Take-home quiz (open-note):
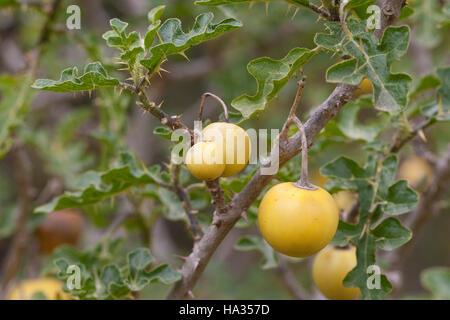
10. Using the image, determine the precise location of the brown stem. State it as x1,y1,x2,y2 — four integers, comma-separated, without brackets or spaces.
0,146,33,297
292,117,316,190
197,92,229,122
276,254,310,300
167,83,357,299
171,164,203,240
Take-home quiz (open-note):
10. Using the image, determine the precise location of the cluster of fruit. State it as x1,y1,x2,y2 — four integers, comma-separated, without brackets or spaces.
186,121,251,180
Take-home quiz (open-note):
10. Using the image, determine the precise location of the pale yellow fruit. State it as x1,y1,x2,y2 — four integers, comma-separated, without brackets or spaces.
258,182,339,258
398,156,433,191
333,191,358,212
313,246,360,300
186,141,225,181
355,78,373,97
7,278,70,300
202,122,251,177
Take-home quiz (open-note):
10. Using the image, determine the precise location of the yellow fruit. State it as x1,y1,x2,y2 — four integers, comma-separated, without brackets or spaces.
398,156,433,191
37,209,83,254
7,278,70,300
202,122,251,177
355,78,372,97
186,141,225,181
258,182,339,258
333,191,358,212
312,246,360,300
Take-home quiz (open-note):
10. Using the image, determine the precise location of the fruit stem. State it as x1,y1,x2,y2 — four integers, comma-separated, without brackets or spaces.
292,117,316,190
197,92,229,123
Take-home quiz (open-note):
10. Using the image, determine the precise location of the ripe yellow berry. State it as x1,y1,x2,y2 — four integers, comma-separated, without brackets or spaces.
202,122,251,177
333,191,358,212
312,246,360,300
185,141,225,181
258,182,339,258
7,278,70,300
355,78,373,97
398,156,433,191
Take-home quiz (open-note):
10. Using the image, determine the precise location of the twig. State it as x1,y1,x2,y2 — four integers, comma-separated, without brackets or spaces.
197,92,229,122
0,0,62,298
287,0,335,20
390,117,436,153
167,83,357,299
119,81,193,136
276,255,310,300
166,0,407,299
205,179,228,215
0,146,33,297
171,164,203,241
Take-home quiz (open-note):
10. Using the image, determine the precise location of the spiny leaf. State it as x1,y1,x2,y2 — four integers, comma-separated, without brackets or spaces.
231,47,318,119
32,62,119,92
140,12,241,75
315,19,411,113
34,152,163,213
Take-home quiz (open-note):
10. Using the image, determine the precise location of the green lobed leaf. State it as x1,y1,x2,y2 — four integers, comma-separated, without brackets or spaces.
344,233,392,299
376,154,397,200
408,73,441,100
436,66,450,116
234,236,278,270
315,19,411,113
337,96,385,142
371,217,412,250
320,156,366,179
140,13,242,75
421,267,450,299
381,180,418,215
231,47,318,119
398,5,414,21
126,248,180,290
32,62,119,93
343,0,375,11
34,152,163,213
331,220,360,247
